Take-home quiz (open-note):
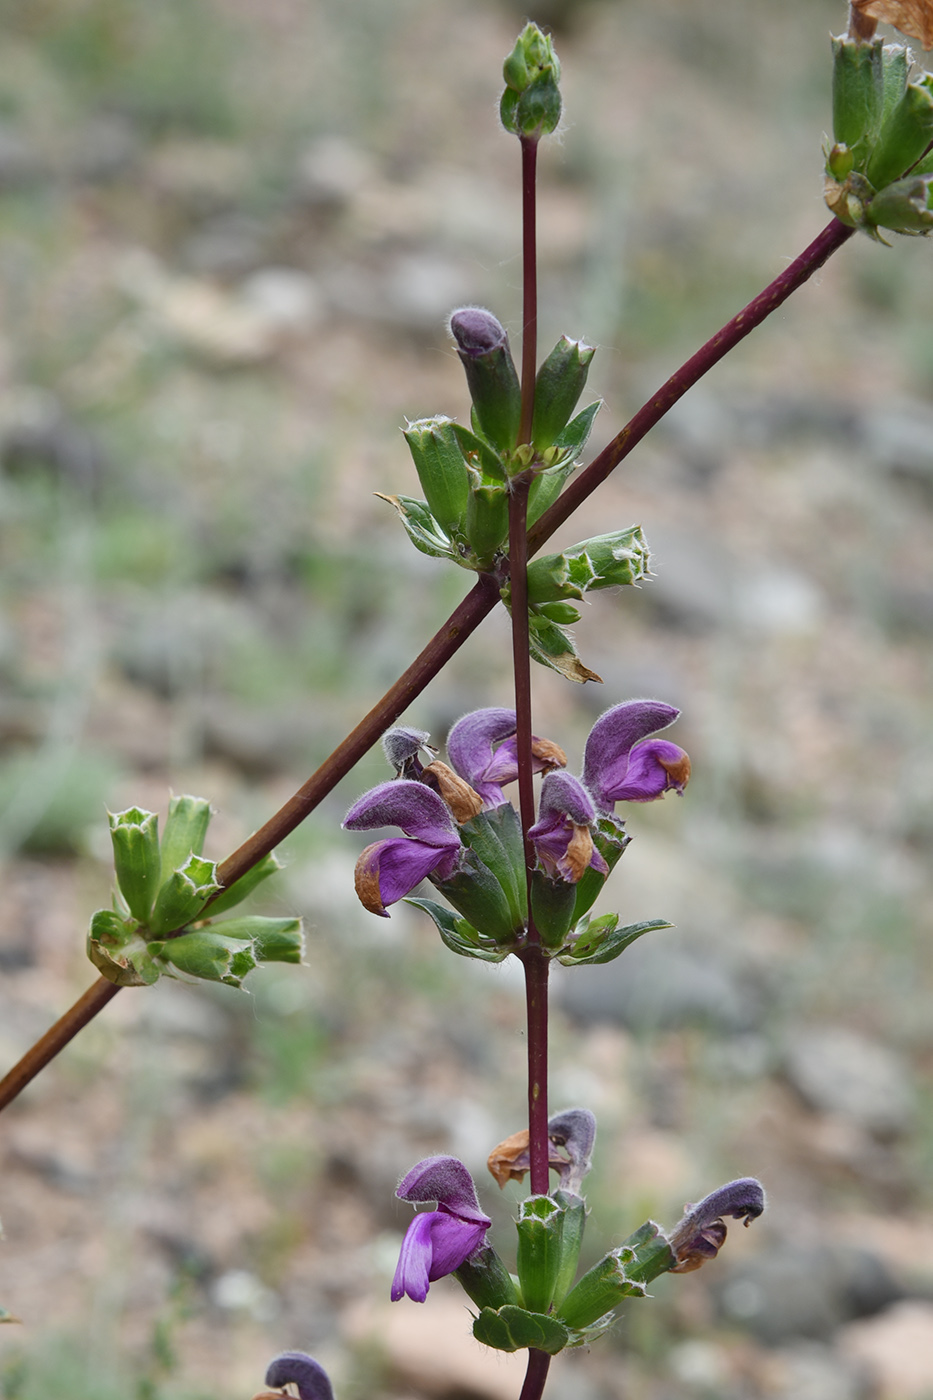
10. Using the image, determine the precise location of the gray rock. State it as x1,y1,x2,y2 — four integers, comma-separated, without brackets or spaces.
0,124,41,187
70,114,140,182
782,1027,915,1138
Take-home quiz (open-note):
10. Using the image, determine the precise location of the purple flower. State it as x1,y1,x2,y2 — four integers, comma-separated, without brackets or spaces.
343,781,462,917
527,771,608,883
668,1177,765,1274
392,1155,492,1303
260,1353,334,1400
447,707,566,808
582,700,690,814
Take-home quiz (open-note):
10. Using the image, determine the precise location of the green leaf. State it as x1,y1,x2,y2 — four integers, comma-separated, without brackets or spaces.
472,1304,570,1355
406,897,511,962
525,613,601,684
558,915,671,966
374,493,460,562
458,803,527,929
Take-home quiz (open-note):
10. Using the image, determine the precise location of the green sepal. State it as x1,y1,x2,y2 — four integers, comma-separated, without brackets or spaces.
149,854,220,936
832,34,884,160
880,43,910,134
402,416,471,534
531,337,595,451
455,339,522,455
466,478,510,568
149,928,257,988
867,78,933,190
108,807,161,924
516,1192,585,1314
87,909,161,987
208,852,283,916
551,1189,587,1307
618,1218,679,1284
458,803,527,928
555,1245,650,1331
530,869,578,951
525,526,650,605
159,794,212,885
571,816,631,922
866,174,933,232
557,914,671,967
472,1304,570,1355
454,1244,521,1311
207,914,304,964
432,848,522,944
405,896,510,962
375,493,461,563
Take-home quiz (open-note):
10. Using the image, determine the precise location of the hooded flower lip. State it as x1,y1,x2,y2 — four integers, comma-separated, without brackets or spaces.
260,1352,334,1400
382,725,435,776
392,1155,492,1303
343,781,462,917
527,771,608,883
582,699,690,813
668,1177,765,1274
447,707,567,808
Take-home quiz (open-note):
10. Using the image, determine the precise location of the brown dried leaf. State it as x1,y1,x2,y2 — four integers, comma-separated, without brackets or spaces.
851,0,933,47
487,1128,531,1188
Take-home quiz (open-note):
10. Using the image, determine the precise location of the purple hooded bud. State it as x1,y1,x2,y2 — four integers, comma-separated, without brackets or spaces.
262,1352,334,1400
582,699,691,813
546,1107,597,1196
382,726,434,776
447,308,522,452
392,1155,492,1303
668,1177,765,1274
527,771,608,884
449,307,509,356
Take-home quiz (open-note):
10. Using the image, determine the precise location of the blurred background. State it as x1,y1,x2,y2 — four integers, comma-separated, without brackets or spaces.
1,0,932,1396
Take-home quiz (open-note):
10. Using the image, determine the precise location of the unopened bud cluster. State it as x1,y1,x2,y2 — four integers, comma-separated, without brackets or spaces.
88,796,302,987
825,28,933,236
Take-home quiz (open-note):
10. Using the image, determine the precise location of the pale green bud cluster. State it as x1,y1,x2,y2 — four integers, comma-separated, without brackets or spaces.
500,23,562,139
88,797,301,988
825,32,933,237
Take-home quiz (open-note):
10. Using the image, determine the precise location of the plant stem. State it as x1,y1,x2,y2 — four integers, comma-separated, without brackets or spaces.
0,977,120,1112
0,217,853,1113
519,135,539,447
519,1347,552,1400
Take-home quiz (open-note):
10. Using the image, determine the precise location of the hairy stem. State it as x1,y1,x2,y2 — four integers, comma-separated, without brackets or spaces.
0,218,853,1112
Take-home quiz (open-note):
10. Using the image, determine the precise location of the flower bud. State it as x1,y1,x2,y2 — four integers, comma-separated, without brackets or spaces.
500,24,562,139
108,806,161,924
531,337,595,451
448,308,522,453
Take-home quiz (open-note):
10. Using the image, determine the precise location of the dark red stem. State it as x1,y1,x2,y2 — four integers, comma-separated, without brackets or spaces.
0,218,854,1114
519,136,539,447
518,1347,552,1400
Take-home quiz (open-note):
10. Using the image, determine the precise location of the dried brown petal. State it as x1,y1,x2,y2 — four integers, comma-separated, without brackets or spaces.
421,760,484,822
563,823,594,883
487,1128,531,1187
531,737,568,772
851,0,933,46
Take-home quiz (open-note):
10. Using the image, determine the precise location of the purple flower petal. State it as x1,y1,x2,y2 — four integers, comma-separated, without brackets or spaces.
264,1353,334,1400
355,837,460,916
344,780,459,845
391,1211,488,1302
582,700,686,812
668,1177,765,1274
607,737,691,802
396,1154,490,1222
447,708,518,803
528,772,606,883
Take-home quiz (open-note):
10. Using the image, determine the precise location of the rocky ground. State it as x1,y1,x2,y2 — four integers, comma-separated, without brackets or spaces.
1,0,933,1397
